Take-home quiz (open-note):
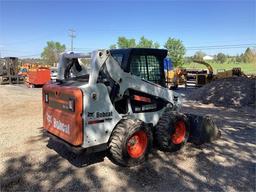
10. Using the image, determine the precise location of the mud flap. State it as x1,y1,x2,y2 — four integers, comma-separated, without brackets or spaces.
186,114,221,145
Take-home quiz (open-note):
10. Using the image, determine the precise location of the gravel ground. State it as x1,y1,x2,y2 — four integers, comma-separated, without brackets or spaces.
0,85,255,191
187,77,256,108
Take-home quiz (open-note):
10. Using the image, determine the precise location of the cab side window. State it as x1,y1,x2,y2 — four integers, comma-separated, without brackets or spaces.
112,53,124,65
130,55,162,84
130,55,147,79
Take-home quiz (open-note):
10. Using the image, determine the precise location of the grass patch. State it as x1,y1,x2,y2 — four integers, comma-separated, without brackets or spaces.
183,62,256,75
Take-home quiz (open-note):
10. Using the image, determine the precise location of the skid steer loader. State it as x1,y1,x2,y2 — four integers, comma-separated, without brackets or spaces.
43,48,219,166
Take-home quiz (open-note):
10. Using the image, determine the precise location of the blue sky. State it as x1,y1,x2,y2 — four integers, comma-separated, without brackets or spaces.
0,0,255,58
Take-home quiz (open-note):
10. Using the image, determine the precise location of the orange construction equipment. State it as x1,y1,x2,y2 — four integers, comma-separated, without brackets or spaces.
26,67,51,88
18,63,31,77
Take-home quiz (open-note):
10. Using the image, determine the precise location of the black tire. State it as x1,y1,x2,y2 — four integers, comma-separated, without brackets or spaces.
186,114,221,145
155,110,190,152
109,118,153,167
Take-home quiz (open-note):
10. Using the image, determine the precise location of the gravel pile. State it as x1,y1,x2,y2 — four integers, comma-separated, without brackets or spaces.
187,77,256,108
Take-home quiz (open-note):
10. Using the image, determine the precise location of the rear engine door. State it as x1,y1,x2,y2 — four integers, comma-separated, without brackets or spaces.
43,84,83,146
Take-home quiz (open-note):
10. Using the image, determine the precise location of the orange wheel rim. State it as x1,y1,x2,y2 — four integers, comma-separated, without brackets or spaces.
171,121,186,144
127,131,148,158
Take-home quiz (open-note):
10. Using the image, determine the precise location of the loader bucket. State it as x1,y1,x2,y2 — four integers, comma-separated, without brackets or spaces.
186,114,221,145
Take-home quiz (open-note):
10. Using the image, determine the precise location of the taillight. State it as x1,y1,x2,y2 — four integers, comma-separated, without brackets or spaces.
45,93,49,103
68,99,75,112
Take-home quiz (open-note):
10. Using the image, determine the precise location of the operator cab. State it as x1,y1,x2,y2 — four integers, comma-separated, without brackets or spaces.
106,49,169,114
110,48,167,87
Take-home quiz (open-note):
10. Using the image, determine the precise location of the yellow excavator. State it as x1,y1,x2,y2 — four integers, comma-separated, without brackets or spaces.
185,60,246,87
185,60,214,87
166,59,246,88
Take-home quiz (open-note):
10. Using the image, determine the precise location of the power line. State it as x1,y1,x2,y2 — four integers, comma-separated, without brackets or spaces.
186,43,256,50
73,43,256,51
18,53,41,58
186,43,255,48
68,29,76,51
187,47,255,50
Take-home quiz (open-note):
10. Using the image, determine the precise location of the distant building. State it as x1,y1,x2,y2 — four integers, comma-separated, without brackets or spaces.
203,55,214,60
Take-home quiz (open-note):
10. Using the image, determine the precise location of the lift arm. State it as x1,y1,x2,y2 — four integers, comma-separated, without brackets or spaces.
193,60,213,74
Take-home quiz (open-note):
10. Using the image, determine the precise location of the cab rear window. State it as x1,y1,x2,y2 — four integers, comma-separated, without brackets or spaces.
130,55,162,83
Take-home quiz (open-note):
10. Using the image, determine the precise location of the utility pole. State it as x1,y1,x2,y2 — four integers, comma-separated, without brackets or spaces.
68,29,76,51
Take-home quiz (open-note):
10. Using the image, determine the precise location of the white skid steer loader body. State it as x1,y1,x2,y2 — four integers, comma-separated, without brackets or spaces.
49,50,181,148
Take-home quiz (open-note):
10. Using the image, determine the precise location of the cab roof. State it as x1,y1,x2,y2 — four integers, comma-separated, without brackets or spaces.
110,48,168,57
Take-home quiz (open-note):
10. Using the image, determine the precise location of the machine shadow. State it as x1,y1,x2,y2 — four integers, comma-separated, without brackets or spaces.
38,123,107,168
46,137,107,167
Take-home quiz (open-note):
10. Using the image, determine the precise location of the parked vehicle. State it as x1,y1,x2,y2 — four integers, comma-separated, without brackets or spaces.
43,49,220,166
26,67,51,88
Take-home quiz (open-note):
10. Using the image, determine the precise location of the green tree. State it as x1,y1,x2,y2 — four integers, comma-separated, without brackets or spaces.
164,37,186,67
137,36,160,48
117,37,136,48
111,36,160,49
243,47,256,64
235,54,243,63
41,41,66,66
153,42,160,49
110,44,117,49
185,56,193,64
193,51,206,61
137,36,153,48
216,53,226,63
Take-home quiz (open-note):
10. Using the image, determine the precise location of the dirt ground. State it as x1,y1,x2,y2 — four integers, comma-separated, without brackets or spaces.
0,85,255,191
